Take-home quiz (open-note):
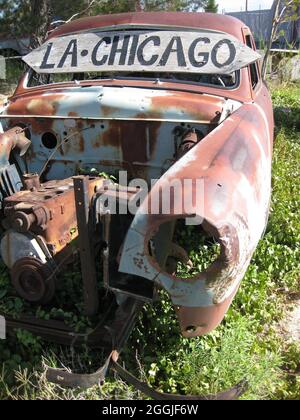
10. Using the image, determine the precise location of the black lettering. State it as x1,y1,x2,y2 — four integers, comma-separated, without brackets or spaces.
108,35,131,65
188,37,210,68
58,39,78,68
137,36,160,66
128,35,139,65
211,39,236,68
159,37,186,67
40,43,55,69
92,37,111,66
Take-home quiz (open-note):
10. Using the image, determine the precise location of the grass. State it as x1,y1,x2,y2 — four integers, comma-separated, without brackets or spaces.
0,82,299,400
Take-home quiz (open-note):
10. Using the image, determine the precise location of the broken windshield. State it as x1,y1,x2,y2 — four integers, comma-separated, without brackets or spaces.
27,69,239,89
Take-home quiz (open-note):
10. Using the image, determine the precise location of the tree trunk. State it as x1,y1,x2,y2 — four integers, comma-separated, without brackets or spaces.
262,0,281,79
30,0,52,49
135,0,143,11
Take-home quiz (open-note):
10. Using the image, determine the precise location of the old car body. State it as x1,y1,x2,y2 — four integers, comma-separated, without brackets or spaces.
0,12,274,339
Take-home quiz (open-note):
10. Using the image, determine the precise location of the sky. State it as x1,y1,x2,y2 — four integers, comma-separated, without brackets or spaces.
218,0,274,13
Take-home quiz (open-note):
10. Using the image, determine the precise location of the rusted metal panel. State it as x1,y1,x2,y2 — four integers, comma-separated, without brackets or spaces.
119,84,274,337
4,86,226,122
49,12,249,42
2,87,230,182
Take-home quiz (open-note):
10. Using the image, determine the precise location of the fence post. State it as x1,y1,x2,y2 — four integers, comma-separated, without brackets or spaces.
0,56,6,80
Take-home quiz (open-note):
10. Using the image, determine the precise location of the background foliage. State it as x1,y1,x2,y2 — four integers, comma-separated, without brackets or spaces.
0,0,207,44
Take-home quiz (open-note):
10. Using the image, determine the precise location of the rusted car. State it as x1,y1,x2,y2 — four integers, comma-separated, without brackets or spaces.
0,12,273,398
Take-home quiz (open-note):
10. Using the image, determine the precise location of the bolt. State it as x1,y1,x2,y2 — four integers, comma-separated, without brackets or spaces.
14,218,24,229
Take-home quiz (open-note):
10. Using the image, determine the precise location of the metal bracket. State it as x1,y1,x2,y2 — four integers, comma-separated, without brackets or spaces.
73,176,99,317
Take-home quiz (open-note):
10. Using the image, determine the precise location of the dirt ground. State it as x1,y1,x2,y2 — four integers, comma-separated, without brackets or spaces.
284,302,300,342
279,293,300,343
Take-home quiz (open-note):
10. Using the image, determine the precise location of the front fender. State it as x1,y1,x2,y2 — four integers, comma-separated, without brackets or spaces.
119,100,273,337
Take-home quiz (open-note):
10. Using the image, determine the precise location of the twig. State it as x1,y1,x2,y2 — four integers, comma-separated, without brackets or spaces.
261,0,299,79
65,0,98,24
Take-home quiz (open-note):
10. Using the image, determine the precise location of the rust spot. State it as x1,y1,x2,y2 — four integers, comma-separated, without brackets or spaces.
151,92,224,123
101,118,161,166
26,99,57,116
101,105,119,117
8,94,60,117
101,121,121,149
7,116,55,135
79,135,84,153
121,120,160,164
176,290,237,338
59,144,65,156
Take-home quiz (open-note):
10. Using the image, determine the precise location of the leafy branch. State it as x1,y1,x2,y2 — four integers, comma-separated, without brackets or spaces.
262,0,300,79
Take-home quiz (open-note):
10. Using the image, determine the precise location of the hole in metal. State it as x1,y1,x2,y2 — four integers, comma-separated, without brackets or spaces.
41,132,58,150
186,325,197,333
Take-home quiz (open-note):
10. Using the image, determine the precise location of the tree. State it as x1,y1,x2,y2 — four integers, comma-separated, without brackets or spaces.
30,0,52,48
204,0,218,13
262,0,300,79
0,0,52,48
92,0,206,14
0,0,207,50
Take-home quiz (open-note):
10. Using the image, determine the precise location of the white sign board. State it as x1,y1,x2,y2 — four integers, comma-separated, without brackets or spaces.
0,56,6,80
0,315,5,340
23,30,260,75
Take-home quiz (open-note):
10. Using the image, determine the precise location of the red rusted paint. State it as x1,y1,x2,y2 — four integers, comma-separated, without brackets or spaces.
7,92,62,116
48,12,247,42
175,287,238,338
151,91,224,123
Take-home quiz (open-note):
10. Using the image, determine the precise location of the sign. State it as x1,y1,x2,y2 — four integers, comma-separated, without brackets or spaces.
0,315,5,339
23,30,260,75
0,56,6,80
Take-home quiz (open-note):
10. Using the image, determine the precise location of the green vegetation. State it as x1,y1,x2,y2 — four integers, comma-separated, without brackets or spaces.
204,0,218,13
0,54,25,95
0,83,299,400
273,83,300,131
0,1,206,39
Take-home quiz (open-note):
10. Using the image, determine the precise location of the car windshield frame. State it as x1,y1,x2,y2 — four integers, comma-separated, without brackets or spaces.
26,69,241,91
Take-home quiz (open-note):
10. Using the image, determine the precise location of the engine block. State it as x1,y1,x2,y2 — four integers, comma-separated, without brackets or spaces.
0,175,106,303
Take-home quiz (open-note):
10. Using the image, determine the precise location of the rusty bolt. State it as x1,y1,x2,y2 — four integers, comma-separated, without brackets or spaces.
12,212,36,233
